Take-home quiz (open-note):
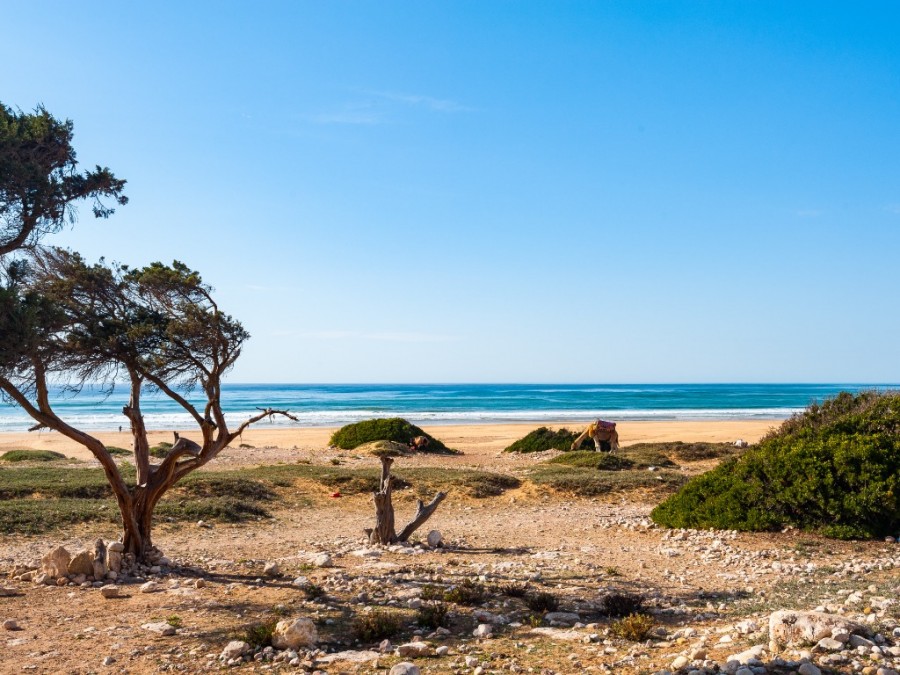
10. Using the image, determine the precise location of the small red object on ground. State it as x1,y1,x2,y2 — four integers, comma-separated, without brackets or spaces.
330,491,342,498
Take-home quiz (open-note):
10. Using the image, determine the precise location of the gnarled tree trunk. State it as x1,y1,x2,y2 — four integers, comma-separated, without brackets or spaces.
368,456,446,545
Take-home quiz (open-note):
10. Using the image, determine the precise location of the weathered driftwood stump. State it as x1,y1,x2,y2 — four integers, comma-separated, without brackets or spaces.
368,456,446,545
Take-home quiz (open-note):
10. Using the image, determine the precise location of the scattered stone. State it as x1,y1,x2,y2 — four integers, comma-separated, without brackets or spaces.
102,656,116,666
0,587,19,597
317,650,380,664
426,530,443,548
545,611,581,626
671,655,690,669
798,663,822,675
389,663,420,675
92,539,108,580
3,619,21,631
100,585,120,599
817,637,844,651
263,562,280,577
435,645,449,656
142,621,176,636
194,578,206,589
312,553,332,568
272,617,317,649
140,581,160,593
292,576,310,588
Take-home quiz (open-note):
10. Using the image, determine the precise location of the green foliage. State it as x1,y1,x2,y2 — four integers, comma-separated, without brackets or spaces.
105,446,130,456
238,619,278,648
610,613,655,641
351,609,405,641
330,418,454,453
525,591,559,613
0,449,66,462
504,427,580,453
0,102,127,256
149,442,173,458
444,579,488,606
651,391,900,539
654,441,741,462
417,601,449,628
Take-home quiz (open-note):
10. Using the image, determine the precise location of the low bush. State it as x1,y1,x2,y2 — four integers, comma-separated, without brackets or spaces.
610,613,655,641
525,591,559,613
417,601,449,628
0,449,67,462
444,579,488,606
651,391,900,539
351,609,405,641
149,442,173,458
504,427,580,453
601,592,644,617
549,451,634,470
528,465,686,496
330,418,454,453
238,619,278,648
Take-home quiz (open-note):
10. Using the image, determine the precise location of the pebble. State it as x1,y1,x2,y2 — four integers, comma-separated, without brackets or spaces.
100,585,120,599
3,619,21,631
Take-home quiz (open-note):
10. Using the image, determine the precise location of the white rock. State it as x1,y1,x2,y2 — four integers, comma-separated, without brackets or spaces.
389,663,420,675
312,553,332,568
100,585,120,599
465,656,479,667
798,663,822,675
726,645,765,665
544,611,581,625
427,530,443,548
107,541,125,552
769,610,865,647
263,562,280,577
140,581,160,593
473,623,493,638
317,650,381,664
396,642,431,657
849,634,875,648
272,617,317,649
220,640,249,659
3,619,21,630
142,621,176,636
0,587,19,597
102,656,116,666
435,645,449,656
816,637,844,651
671,655,690,669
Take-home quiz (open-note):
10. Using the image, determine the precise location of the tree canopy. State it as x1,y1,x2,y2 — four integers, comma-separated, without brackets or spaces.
0,103,127,256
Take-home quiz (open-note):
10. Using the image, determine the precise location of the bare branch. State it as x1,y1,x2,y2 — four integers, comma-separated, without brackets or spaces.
229,407,299,441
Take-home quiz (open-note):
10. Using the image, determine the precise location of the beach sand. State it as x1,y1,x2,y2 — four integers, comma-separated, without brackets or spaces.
0,419,779,463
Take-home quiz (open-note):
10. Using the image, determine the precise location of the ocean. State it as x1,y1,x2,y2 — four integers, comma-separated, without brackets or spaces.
0,383,894,433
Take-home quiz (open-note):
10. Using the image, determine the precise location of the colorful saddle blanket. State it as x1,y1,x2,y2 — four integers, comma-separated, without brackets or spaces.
587,419,616,435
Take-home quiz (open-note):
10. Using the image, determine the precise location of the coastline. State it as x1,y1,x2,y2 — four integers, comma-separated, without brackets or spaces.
0,418,781,463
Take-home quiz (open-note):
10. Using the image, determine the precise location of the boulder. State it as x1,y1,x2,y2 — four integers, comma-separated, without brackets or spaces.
426,530,443,548
220,641,249,660
312,553,332,568
41,546,71,578
142,621,176,636
100,585,120,599
263,562,280,577
389,664,420,675
397,642,431,657
272,617,317,650
769,610,866,647
67,550,95,577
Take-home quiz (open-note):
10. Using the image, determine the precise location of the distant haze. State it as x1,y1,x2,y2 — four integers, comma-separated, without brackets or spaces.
3,3,899,382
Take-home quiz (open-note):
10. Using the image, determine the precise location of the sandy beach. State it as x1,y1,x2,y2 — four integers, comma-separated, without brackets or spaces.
0,419,779,463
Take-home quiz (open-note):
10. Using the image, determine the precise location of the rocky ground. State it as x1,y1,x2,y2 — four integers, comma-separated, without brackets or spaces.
1,442,899,675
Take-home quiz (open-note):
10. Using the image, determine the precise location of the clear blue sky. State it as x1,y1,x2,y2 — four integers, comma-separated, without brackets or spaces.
3,2,899,383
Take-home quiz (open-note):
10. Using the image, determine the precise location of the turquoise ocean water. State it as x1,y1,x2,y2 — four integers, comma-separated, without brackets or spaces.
0,383,895,432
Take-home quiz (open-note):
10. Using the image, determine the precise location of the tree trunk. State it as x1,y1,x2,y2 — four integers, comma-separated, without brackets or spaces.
369,456,446,545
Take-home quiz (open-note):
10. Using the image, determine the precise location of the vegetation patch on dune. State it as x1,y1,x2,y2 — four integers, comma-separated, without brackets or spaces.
0,449,67,462
527,465,686,496
651,391,900,539
549,450,635,470
504,427,580,453
329,418,455,453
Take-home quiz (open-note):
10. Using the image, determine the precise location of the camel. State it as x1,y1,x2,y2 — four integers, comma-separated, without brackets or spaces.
571,419,619,453
408,435,430,452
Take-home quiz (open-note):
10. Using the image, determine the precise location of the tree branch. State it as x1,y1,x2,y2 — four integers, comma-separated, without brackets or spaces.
229,407,299,442
397,492,447,542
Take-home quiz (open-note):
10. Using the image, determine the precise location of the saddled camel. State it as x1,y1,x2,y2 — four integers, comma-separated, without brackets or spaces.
571,420,619,452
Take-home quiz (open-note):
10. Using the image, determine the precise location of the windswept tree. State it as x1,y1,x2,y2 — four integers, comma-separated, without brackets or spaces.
0,103,127,256
0,248,295,561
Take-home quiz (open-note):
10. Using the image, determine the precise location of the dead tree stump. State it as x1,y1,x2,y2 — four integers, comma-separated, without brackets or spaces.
368,456,446,545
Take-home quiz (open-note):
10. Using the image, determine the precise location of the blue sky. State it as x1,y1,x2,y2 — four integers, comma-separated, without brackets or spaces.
3,2,899,383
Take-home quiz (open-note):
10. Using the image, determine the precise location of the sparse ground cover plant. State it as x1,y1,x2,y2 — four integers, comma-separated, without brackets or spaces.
330,418,454,453
549,450,634,470
527,465,686,496
504,426,580,453
416,601,449,628
499,582,529,598
525,591,559,613
601,592,644,617
610,613,655,641
651,391,900,539
443,578,488,606
238,619,278,648
0,449,67,462
351,609,406,641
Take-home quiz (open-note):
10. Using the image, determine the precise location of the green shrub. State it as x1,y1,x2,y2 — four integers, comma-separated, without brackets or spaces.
528,465,686,496
504,427,580,453
105,446,131,456
238,619,278,648
601,593,644,617
651,391,900,539
329,418,454,453
149,442,173,458
0,449,67,462
610,613,655,641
